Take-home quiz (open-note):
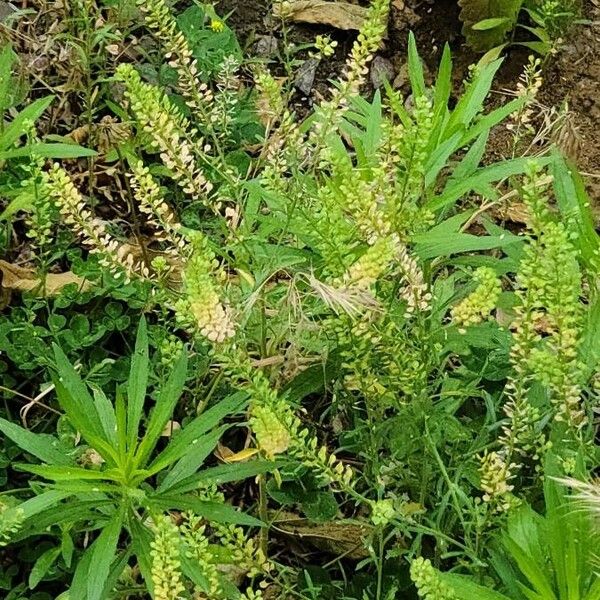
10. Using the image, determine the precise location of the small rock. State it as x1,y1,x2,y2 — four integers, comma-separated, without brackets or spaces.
393,62,410,90
254,35,279,57
371,56,395,89
0,1,17,22
295,57,320,95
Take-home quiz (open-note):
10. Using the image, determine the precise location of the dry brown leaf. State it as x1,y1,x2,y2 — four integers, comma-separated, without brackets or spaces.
272,510,372,559
0,260,92,297
216,443,260,463
273,1,368,30
491,202,530,225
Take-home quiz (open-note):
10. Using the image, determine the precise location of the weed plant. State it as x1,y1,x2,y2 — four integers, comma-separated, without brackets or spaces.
0,0,597,598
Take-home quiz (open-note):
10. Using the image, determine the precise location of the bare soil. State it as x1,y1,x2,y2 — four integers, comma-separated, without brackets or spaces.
219,0,600,207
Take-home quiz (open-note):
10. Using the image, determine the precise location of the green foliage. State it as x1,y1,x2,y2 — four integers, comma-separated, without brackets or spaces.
430,472,600,600
0,0,597,597
458,0,524,52
459,0,581,53
0,319,269,598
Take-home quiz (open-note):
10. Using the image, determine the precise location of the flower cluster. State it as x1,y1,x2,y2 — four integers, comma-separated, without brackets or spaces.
23,128,55,254
483,163,586,507
179,232,235,343
212,520,271,578
137,0,213,122
312,0,390,135
314,34,338,59
369,498,397,526
397,243,431,317
180,513,222,599
508,55,543,137
337,236,399,291
129,160,186,252
517,165,585,428
451,267,501,332
150,514,185,600
209,55,242,141
410,557,457,600
249,399,292,459
334,313,428,407
478,450,519,512
226,350,354,490
254,66,285,125
43,164,147,282
116,64,216,210
386,94,434,206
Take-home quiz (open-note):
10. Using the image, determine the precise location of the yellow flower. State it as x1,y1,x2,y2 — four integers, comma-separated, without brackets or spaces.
210,18,225,32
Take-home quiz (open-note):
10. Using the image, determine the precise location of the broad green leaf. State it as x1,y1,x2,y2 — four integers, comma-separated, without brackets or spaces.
156,425,226,492
451,132,489,182
115,387,127,459
70,536,94,600
460,97,525,148
0,44,16,112
29,547,60,589
503,536,556,598
18,490,71,519
432,43,452,140
133,350,188,468
424,131,463,188
427,156,550,211
91,385,118,448
0,189,34,222
413,230,521,260
52,344,104,440
15,464,117,481
50,481,120,494
443,574,512,600
459,97,525,148
150,494,262,526
101,550,131,600
0,418,72,465
459,0,524,52
552,152,600,272
52,345,119,465
447,59,503,135
407,32,426,98
472,17,512,30
585,578,600,600
181,553,211,590
129,516,155,597
0,96,54,150
14,500,114,541
127,317,149,450
148,392,247,477
54,377,119,467
61,530,74,567
87,510,123,600
167,460,276,495
0,142,96,160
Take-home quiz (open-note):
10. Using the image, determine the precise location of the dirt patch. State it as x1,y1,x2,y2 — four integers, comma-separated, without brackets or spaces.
219,0,600,207
539,2,600,199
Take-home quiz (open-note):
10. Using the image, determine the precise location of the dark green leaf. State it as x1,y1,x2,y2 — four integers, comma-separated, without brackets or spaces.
0,418,71,465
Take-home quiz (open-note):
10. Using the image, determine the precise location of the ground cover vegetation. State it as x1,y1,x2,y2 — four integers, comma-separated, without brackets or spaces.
0,0,598,598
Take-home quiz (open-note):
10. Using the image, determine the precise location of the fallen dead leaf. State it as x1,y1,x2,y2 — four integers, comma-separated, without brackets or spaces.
216,443,260,463
271,510,372,559
273,1,369,30
491,202,530,225
0,260,92,297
